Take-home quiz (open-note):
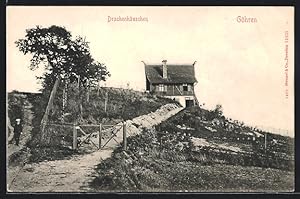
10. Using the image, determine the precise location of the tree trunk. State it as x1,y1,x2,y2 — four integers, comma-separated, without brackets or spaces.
40,76,61,145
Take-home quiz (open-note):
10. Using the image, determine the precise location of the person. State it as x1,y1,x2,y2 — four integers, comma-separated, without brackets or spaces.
12,118,22,146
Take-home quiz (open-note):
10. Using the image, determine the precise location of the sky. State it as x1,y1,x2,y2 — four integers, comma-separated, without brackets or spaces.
6,6,294,136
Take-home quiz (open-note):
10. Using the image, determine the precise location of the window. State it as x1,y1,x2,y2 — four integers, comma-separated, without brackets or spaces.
164,85,168,92
158,84,164,92
188,85,192,92
183,84,188,91
158,84,167,92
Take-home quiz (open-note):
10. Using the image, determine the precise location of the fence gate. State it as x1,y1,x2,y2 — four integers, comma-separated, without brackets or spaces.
73,122,127,151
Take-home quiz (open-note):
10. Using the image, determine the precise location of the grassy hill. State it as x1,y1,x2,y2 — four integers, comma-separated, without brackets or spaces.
90,106,294,192
157,106,294,168
7,88,178,163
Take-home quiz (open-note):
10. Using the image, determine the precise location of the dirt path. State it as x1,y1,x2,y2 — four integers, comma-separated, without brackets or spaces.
7,103,33,191
7,104,33,157
8,103,183,192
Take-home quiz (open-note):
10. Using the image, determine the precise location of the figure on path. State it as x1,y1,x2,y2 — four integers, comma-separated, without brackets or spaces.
12,118,22,146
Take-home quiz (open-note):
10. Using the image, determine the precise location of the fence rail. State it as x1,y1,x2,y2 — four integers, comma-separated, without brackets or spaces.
193,145,294,161
45,122,127,151
46,123,74,127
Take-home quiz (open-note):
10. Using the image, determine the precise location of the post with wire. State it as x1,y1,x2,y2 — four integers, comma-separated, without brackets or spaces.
123,121,127,151
99,123,102,149
73,123,77,150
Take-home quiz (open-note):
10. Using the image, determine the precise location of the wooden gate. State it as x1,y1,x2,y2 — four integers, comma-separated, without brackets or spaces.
72,122,127,151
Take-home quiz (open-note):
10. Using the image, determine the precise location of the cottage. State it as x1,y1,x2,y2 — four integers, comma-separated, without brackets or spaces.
143,60,198,107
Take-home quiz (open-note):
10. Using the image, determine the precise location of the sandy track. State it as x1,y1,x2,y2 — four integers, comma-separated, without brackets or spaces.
8,103,183,192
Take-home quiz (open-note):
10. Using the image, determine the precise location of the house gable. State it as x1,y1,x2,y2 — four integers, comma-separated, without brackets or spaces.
143,61,199,107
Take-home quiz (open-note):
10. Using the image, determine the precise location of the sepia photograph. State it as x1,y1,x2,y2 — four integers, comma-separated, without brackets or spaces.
6,6,294,192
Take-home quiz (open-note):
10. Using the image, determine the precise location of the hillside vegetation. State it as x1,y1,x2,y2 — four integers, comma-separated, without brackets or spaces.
8,88,177,163
90,106,294,192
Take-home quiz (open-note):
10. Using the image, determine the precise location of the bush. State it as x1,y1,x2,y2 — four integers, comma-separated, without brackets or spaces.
29,146,75,163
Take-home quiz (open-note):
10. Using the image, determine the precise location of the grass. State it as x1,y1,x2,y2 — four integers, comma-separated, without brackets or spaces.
8,87,177,164
90,105,294,192
156,106,294,167
50,85,178,124
90,127,294,192
8,90,294,191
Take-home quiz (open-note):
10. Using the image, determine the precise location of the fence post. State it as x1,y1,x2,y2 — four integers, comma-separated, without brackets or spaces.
264,133,267,153
99,123,102,150
73,123,77,150
104,91,108,113
123,121,127,151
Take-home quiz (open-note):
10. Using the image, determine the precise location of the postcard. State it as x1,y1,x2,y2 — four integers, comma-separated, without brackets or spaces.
6,6,294,192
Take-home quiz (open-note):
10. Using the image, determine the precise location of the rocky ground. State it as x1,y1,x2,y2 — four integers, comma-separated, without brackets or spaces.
7,103,182,192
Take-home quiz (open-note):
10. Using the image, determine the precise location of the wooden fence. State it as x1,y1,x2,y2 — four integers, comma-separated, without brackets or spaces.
45,122,127,151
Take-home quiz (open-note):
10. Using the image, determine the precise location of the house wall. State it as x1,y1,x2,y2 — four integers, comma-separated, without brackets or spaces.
150,84,156,92
146,78,150,91
151,83,195,96
164,95,195,107
147,82,197,107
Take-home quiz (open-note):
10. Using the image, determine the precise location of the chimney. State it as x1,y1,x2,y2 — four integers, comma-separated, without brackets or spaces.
162,60,167,79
